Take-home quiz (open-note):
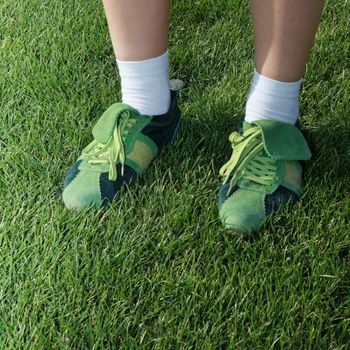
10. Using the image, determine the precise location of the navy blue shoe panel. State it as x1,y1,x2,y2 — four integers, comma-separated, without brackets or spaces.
265,186,299,214
99,163,137,208
63,159,83,190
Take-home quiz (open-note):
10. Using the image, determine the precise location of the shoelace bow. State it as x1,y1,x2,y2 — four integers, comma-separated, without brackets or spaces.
219,127,278,193
82,111,137,181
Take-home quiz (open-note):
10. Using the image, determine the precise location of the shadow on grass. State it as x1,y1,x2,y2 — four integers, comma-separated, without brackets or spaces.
303,120,350,179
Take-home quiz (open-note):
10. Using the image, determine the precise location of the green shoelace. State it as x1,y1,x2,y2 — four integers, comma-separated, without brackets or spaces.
82,111,137,181
220,127,278,193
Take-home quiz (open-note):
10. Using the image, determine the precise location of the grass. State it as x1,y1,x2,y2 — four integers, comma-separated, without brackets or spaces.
1,0,350,348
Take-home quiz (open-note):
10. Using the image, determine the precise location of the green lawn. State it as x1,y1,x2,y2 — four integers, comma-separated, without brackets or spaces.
1,0,350,348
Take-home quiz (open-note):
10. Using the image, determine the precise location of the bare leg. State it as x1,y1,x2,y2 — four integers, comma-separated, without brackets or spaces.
245,0,325,124
102,0,170,61
251,0,325,82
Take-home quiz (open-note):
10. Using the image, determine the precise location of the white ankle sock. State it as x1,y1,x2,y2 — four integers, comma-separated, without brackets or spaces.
116,50,171,116
245,70,301,125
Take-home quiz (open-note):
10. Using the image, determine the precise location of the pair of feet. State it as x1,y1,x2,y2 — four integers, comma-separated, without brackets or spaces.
62,84,311,233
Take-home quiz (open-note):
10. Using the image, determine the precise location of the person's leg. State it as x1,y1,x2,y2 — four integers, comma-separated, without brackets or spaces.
219,1,325,232
245,0,324,125
102,0,171,115
102,0,169,61
252,0,324,82
63,1,182,210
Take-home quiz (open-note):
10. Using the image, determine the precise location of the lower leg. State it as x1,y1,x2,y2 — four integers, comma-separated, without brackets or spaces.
102,0,171,115
251,0,324,82
245,0,325,124
103,0,169,61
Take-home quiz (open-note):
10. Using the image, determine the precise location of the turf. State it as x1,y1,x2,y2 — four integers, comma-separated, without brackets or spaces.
1,0,350,348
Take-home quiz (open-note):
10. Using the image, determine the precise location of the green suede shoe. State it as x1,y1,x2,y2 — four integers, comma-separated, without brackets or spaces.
63,83,182,210
218,120,311,233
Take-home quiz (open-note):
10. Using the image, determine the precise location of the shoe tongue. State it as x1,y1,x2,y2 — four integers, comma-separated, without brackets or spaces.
251,119,312,160
242,121,253,132
92,103,140,144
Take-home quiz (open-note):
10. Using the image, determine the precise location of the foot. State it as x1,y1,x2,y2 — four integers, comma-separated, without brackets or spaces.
63,89,181,210
218,119,311,233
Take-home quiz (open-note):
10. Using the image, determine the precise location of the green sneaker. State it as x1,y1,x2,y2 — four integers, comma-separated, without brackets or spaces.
218,119,311,233
63,87,182,210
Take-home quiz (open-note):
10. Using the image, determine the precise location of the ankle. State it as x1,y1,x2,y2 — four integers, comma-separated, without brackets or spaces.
117,50,171,116
245,69,301,125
